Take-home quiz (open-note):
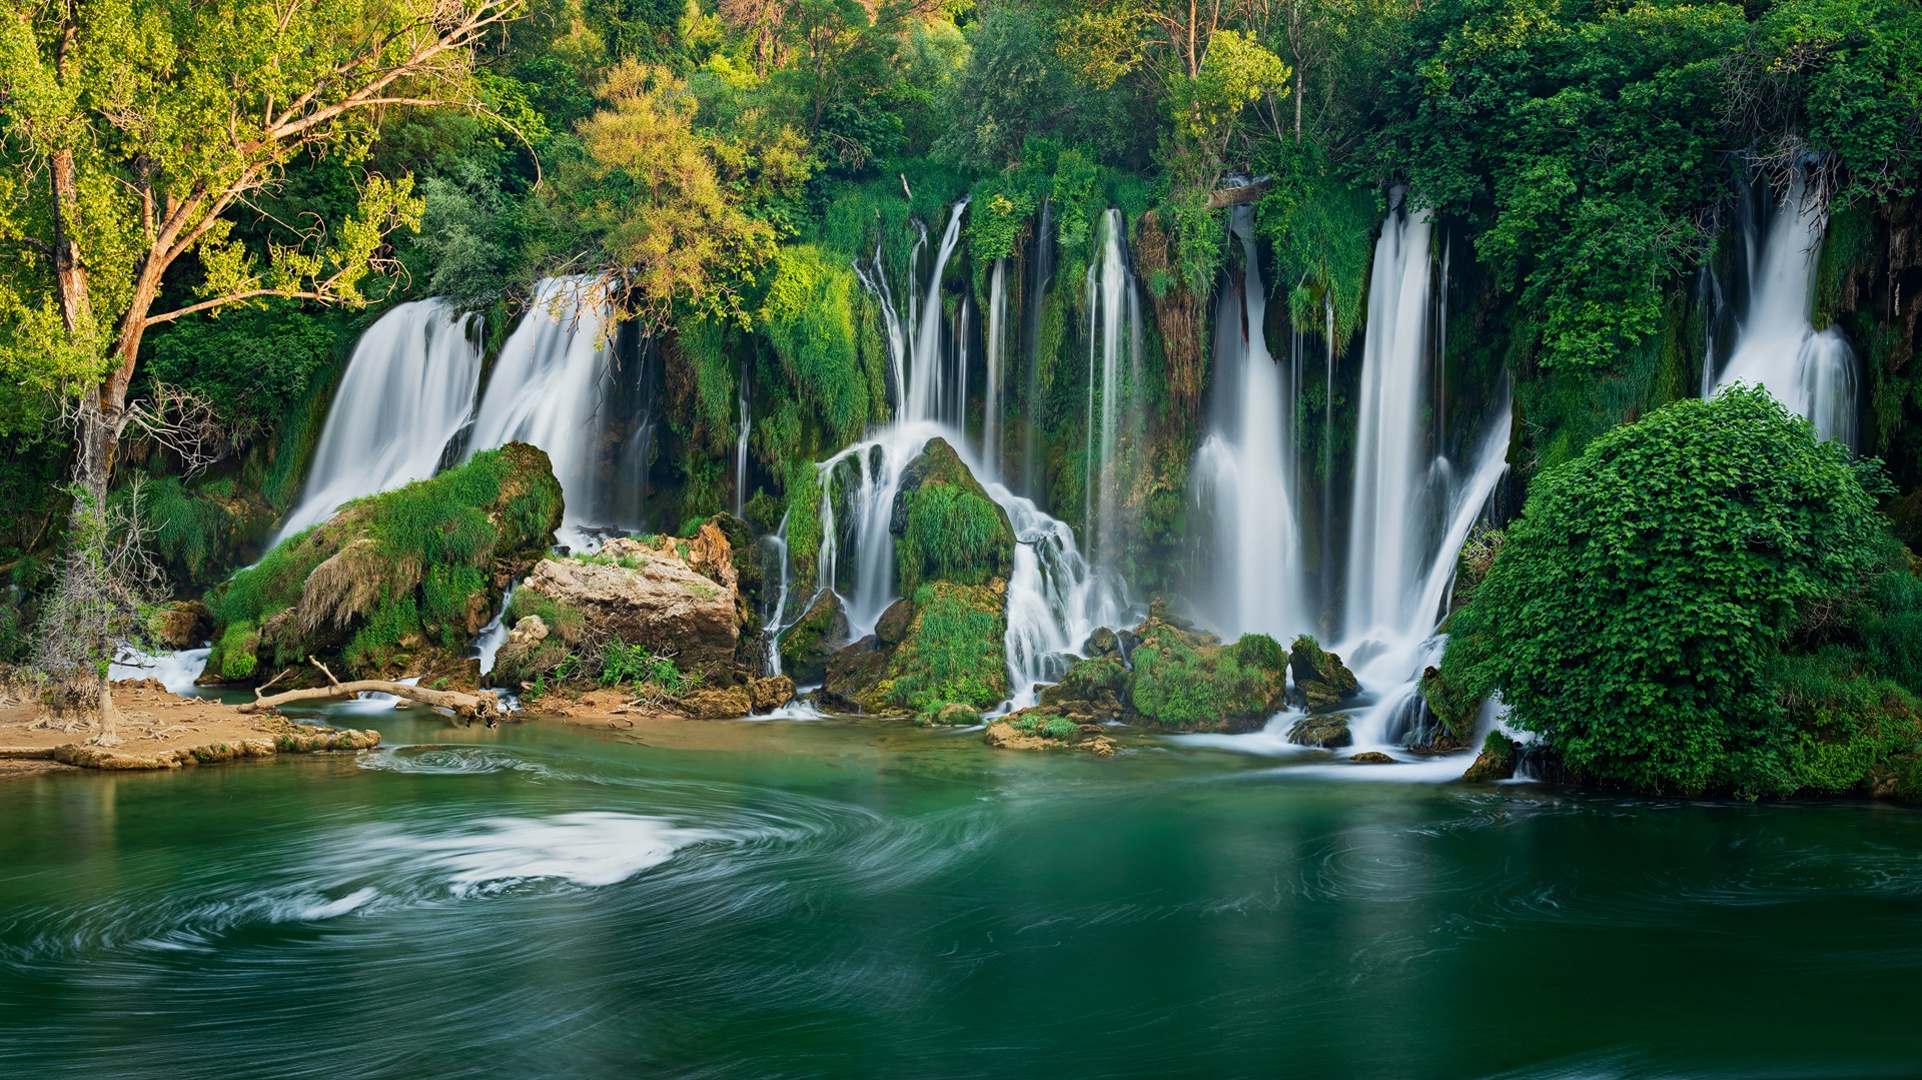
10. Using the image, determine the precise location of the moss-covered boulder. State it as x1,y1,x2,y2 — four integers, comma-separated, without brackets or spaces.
1039,655,1129,718
780,589,849,684
1126,616,1287,732
1419,664,1482,740
985,707,1118,756
203,443,563,687
1288,636,1359,708
889,438,1014,594
147,600,213,650
822,581,1011,715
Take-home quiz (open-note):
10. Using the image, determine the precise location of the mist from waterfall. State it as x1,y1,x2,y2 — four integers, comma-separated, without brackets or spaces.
466,277,657,547
1712,168,1859,446
279,299,482,538
1193,204,1310,642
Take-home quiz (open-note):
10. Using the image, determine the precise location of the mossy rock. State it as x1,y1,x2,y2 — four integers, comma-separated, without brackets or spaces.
875,597,914,646
201,443,563,685
147,600,213,650
1039,655,1128,714
780,589,850,684
889,438,1013,594
881,581,1009,713
1462,730,1518,782
1419,664,1482,739
1287,713,1353,749
1124,615,1283,732
1083,627,1121,659
1289,635,1359,709
822,634,891,714
919,701,981,726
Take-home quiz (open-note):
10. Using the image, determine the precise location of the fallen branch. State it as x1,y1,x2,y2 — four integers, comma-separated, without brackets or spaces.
1206,178,1274,210
238,663,502,726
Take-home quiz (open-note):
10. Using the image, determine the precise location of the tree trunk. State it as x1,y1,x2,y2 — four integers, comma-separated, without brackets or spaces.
239,681,504,726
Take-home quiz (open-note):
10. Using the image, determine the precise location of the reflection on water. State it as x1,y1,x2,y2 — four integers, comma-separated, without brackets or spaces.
0,708,1918,1078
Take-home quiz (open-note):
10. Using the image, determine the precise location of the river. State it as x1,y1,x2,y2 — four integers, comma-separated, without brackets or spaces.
1,707,1918,1078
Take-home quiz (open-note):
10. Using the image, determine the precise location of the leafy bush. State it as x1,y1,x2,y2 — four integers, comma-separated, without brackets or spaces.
1437,388,1894,793
1128,624,1280,730
600,640,686,692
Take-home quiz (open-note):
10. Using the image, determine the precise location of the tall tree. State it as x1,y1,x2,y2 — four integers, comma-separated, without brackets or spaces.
0,0,518,732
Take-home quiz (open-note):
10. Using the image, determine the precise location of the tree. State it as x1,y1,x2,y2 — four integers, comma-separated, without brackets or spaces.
1435,387,1892,794
0,0,517,734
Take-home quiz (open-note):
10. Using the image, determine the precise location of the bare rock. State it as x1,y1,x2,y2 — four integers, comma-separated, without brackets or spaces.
522,543,738,675
674,686,753,720
1349,751,1396,764
148,601,213,650
747,674,795,712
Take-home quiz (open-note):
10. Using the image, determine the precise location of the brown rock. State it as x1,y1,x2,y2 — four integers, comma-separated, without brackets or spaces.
522,542,738,674
875,598,914,646
747,674,795,712
1349,751,1396,764
674,686,753,719
148,601,213,650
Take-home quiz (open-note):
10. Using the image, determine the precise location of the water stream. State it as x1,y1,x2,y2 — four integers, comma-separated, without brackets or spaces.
1711,168,1859,445
279,299,483,538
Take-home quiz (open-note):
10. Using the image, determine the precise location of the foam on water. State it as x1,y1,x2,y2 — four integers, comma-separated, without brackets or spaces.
108,647,209,695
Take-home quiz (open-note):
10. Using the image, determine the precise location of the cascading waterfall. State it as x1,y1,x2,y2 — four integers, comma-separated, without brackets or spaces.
1082,209,1141,575
801,200,1123,706
1021,198,1055,501
1193,204,1310,640
735,358,752,516
465,277,657,547
279,299,482,537
983,258,1009,475
1712,168,1859,446
1344,193,1438,641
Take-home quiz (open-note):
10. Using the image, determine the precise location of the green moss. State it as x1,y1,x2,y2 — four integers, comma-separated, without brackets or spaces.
759,245,871,442
213,621,260,681
898,484,1009,593
785,462,823,586
504,588,586,644
884,582,1009,712
1128,623,1281,731
344,593,422,671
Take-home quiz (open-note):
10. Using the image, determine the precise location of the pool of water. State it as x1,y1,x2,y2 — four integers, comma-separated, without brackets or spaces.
1,707,1918,1078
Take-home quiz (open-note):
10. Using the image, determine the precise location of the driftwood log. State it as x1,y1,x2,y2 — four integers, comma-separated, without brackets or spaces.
236,658,502,726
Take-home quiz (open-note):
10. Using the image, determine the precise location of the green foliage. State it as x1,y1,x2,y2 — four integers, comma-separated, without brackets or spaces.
897,484,1011,593
758,245,870,441
1007,711,1080,740
600,640,687,691
1438,388,1892,794
143,305,336,440
505,585,587,644
344,593,423,670
1128,623,1280,730
886,583,1009,712
1256,149,1377,356
784,462,824,586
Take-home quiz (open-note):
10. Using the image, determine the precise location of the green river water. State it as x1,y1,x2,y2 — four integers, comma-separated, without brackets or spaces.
1,706,1919,1078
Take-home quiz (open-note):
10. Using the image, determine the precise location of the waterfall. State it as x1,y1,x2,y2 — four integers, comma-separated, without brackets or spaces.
1194,204,1310,641
983,258,1009,475
1346,401,1513,747
1344,194,1437,641
279,299,482,537
1021,198,1055,501
1083,209,1140,574
474,584,516,677
1712,168,1859,445
808,199,1123,708
735,358,752,516
465,277,657,547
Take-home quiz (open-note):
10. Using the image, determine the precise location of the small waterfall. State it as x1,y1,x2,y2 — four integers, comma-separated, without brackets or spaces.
466,277,657,546
279,299,482,537
1083,209,1141,575
1021,198,1055,501
998,482,1121,708
1345,193,1437,641
983,258,1009,475
761,517,793,678
904,203,968,424
1194,204,1310,640
735,358,752,516
1712,168,1859,445
473,584,516,677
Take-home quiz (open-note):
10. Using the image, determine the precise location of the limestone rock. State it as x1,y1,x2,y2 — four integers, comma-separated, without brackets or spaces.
747,674,795,712
1083,627,1121,659
1289,636,1360,708
1039,655,1128,717
1349,751,1396,764
928,702,980,726
875,598,914,647
522,538,739,676
821,634,889,713
780,589,850,684
674,686,753,719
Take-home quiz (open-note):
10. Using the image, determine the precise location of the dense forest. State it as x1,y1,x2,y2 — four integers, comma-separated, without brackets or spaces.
3,0,1921,796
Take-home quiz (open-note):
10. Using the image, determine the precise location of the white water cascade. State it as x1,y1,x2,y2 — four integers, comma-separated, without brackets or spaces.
983,257,1009,476
1083,209,1142,575
803,201,1125,707
279,299,482,537
735,358,752,516
465,277,656,547
1194,204,1310,641
1712,169,1859,445
1344,194,1439,641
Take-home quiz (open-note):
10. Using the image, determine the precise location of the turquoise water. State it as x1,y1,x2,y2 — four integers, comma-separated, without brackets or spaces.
1,709,1919,1078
